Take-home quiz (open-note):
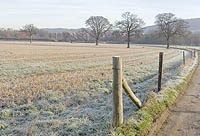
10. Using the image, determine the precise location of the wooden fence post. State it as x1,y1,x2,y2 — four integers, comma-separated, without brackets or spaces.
122,77,142,108
183,51,185,65
158,52,164,92
112,56,123,127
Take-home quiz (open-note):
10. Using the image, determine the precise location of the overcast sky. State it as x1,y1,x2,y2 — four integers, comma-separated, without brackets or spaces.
0,0,200,29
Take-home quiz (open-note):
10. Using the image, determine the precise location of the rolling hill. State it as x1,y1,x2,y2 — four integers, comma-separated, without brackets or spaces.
43,18,200,33
143,18,200,33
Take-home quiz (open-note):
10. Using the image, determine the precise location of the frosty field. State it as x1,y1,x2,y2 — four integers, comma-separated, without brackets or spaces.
0,41,193,136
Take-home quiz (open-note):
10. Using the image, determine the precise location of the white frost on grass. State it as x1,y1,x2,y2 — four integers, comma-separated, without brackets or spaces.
0,47,196,136
164,53,198,89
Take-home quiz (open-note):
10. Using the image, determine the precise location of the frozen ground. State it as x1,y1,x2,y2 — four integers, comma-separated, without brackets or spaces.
0,41,195,136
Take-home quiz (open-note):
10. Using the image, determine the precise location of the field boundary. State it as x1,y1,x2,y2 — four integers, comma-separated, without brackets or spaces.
113,51,198,136
147,53,199,136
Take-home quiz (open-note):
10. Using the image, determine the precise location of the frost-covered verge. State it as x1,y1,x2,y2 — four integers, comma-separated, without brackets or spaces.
172,45,200,51
114,53,198,136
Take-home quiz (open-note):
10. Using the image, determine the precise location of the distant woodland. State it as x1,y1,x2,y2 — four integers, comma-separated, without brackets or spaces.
1,28,200,46
1,15,200,46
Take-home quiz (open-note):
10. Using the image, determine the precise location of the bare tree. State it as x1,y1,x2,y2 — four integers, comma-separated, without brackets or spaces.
155,13,188,49
86,16,112,45
112,30,126,42
62,32,71,42
69,32,78,43
76,28,90,42
22,24,37,44
116,12,145,48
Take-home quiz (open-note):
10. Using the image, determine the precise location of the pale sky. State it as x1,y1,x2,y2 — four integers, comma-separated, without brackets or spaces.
0,0,200,29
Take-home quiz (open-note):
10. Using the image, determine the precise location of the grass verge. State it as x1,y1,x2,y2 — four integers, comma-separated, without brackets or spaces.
113,56,198,136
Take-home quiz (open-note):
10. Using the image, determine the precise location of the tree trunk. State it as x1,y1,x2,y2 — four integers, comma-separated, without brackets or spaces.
167,38,170,49
55,33,58,41
96,38,99,46
127,33,130,48
30,35,32,44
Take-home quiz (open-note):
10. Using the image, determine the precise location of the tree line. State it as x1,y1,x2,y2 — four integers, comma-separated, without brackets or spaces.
0,12,199,48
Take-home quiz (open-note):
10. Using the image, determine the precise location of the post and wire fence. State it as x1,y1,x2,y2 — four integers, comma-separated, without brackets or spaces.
112,49,196,127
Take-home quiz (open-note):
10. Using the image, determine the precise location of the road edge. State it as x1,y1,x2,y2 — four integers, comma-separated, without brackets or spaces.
147,53,199,136
112,52,198,136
